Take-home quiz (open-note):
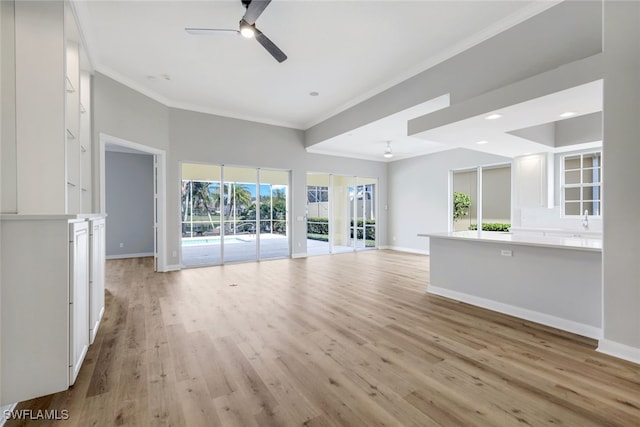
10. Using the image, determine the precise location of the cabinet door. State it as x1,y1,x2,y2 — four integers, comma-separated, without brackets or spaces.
514,153,553,209
69,221,90,385
89,218,106,344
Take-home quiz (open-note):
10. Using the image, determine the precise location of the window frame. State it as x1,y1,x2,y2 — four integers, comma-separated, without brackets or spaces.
560,150,602,217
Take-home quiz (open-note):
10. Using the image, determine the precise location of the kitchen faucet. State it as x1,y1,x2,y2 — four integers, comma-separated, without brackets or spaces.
582,209,589,229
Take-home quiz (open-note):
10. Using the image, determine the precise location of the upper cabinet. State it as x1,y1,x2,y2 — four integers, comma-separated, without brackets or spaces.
65,3,92,214
10,1,93,215
513,153,554,209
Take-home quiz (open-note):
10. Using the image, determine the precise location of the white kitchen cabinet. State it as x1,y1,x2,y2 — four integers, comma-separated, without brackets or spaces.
513,153,554,209
69,220,90,384
0,215,91,404
89,217,106,344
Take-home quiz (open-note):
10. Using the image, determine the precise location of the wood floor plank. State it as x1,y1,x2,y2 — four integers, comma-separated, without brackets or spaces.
8,251,640,427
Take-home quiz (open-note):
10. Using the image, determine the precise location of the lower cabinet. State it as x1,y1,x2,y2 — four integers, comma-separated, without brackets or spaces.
0,214,104,405
89,217,106,344
69,220,90,385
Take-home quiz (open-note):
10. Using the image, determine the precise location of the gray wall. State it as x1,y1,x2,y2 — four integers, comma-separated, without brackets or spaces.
167,107,388,261
601,1,640,353
1,0,16,213
105,151,154,257
388,149,510,253
93,73,388,266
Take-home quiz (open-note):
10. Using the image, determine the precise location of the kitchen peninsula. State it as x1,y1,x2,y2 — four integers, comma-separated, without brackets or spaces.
420,231,602,339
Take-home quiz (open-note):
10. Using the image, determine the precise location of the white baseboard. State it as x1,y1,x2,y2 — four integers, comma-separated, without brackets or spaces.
106,252,154,260
292,252,306,259
162,264,181,272
1,403,18,426
597,339,640,365
428,285,602,340
387,245,429,255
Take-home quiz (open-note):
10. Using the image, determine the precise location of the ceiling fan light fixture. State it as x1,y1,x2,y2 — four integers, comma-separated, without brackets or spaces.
239,20,255,38
383,142,393,158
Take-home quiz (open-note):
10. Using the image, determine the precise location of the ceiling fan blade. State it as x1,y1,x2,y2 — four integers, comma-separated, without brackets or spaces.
254,27,287,63
242,0,271,25
185,28,239,36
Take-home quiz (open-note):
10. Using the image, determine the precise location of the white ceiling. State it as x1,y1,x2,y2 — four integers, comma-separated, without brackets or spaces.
73,0,564,161
410,80,603,158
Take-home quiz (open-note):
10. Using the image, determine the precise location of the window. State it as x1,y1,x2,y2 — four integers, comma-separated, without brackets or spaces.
307,186,328,203
562,151,602,216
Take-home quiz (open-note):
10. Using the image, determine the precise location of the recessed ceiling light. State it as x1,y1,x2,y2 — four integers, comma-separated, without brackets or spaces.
309,91,319,97
485,113,502,120
476,140,489,145
383,141,393,158
560,111,577,118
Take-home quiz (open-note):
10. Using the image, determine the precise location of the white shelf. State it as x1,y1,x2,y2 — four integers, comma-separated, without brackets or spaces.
65,76,75,93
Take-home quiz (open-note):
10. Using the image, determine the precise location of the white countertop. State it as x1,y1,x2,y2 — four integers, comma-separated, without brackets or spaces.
418,230,602,252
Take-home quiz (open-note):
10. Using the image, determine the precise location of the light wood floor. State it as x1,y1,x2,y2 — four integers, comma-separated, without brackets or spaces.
9,251,640,426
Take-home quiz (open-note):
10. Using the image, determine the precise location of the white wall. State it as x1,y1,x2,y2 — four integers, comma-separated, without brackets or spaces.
105,151,154,258
167,107,388,263
388,148,510,253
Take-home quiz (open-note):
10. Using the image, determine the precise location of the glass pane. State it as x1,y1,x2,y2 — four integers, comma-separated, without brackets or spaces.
259,170,289,260
332,175,354,253
453,170,477,231
353,177,376,249
565,187,580,201
587,201,600,216
306,174,331,256
181,164,224,267
565,201,581,215
481,165,511,231
222,166,257,263
583,186,601,204
583,168,601,184
565,170,581,185
583,152,601,168
564,155,581,170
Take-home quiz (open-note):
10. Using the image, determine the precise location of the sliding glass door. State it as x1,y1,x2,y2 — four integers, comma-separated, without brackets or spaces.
353,177,377,249
451,164,511,231
306,174,331,256
181,164,223,266
181,163,289,267
259,169,289,260
306,173,377,256
222,166,257,263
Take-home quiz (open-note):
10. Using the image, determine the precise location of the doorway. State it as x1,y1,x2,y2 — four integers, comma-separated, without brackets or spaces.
99,134,166,272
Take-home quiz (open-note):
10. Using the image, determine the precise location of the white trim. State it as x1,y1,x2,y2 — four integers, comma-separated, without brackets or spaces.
163,264,181,272
100,134,168,272
292,252,306,259
388,246,429,256
106,252,154,260
1,403,18,426
428,285,602,340
597,339,640,365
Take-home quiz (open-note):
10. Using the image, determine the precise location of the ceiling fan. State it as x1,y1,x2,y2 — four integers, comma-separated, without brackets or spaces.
185,0,287,63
